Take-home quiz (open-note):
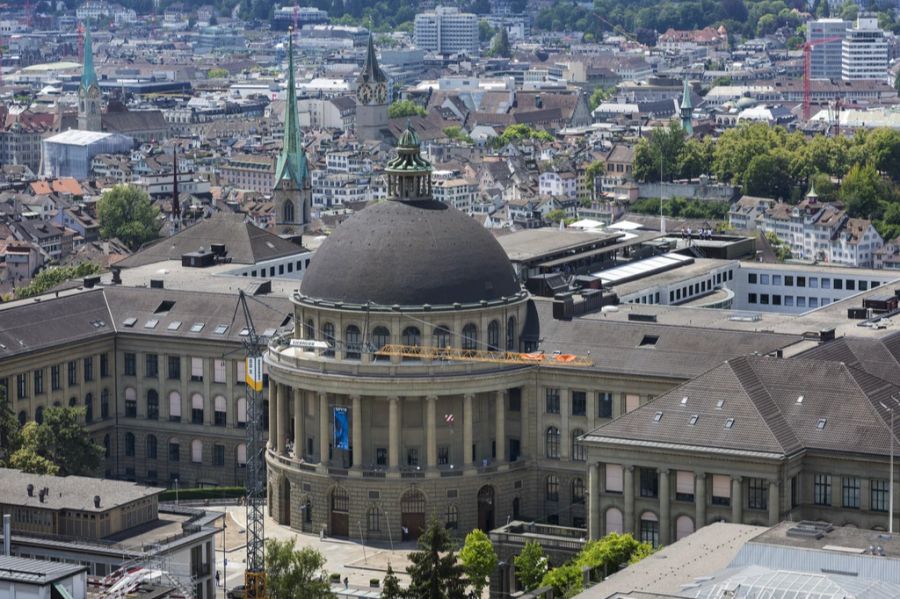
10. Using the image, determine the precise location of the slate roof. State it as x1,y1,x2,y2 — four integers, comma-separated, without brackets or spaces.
0,468,162,513
116,213,304,267
102,109,167,134
0,555,88,585
584,355,899,458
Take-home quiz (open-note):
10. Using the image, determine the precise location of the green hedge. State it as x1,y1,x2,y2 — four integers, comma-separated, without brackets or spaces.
159,486,246,501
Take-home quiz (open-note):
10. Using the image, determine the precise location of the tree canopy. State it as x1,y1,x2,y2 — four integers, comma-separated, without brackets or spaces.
265,538,334,599
97,184,161,250
460,529,498,596
4,406,103,476
514,541,548,592
388,100,427,119
15,262,102,299
406,519,467,599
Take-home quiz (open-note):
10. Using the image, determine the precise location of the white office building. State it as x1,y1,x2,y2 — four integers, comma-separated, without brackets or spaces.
842,14,888,81
807,18,849,80
414,6,479,56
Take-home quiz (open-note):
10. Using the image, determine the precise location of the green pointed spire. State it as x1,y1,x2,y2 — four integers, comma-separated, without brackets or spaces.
680,78,692,110
680,79,693,136
81,28,98,91
274,28,308,188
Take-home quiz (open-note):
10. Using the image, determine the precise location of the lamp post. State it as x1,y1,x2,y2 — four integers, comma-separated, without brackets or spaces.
222,517,227,598
175,477,179,505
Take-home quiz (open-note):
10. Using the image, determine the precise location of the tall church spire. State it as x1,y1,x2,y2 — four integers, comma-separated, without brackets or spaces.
680,79,693,136
78,27,102,132
274,27,308,188
359,34,386,85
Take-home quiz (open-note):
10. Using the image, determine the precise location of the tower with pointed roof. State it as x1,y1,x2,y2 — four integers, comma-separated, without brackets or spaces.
78,28,102,132
680,78,693,136
355,35,389,142
273,28,311,229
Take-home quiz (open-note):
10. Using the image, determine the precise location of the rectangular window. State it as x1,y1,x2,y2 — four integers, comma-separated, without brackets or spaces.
169,443,180,462
192,442,202,463
639,518,659,547
846,279,855,291
872,479,889,512
814,474,832,506
407,448,419,467
168,356,181,380
748,293,757,304
598,392,613,418
571,391,586,416
125,394,137,418
145,354,158,378
748,478,767,510
797,276,806,288
545,388,560,414
711,474,731,506
191,357,203,382
68,360,78,385
50,366,60,391
791,476,799,508
748,273,757,284
797,297,806,308
376,448,387,466
438,446,449,465
676,470,694,502
33,369,43,395
639,468,658,498
508,388,521,412
772,275,782,285
859,280,868,291
842,477,860,509
100,353,109,378
83,357,93,382
605,464,623,493
785,275,794,286
785,296,794,306
760,294,769,305
214,360,227,384
834,278,843,290
822,278,831,289
772,295,781,305
236,360,246,385
213,444,225,467
760,274,769,285
625,394,640,413
124,353,136,377
809,297,819,308
809,277,818,288
16,374,27,399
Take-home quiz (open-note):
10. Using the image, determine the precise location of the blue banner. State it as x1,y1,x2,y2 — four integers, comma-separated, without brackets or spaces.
333,407,349,450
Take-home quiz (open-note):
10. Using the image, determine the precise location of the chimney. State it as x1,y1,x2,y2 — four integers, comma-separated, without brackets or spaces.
26,484,33,497
93,495,101,509
111,267,122,285
2,514,9,556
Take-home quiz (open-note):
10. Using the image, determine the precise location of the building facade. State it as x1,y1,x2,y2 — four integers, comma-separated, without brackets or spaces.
842,14,888,81
414,6,479,56
808,18,849,80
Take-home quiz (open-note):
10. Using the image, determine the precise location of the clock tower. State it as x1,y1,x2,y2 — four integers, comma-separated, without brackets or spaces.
356,35,389,142
78,28,102,132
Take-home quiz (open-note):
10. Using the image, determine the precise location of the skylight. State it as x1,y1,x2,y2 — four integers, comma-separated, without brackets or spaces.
796,395,804,404
168,321,182,331
190,322,205,333
716,399,725,409
122,317,137,328
239,328,250,336
144,319,159,329
816,418,827,430
653,411,663,422
154,300,175,314
724,418,735,429
680,396,688,405
263,328,276,337
639,335,659,347
214,324,228,335
689,414,699,425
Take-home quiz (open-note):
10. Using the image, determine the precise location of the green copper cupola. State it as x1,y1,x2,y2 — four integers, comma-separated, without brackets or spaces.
386,122,432,200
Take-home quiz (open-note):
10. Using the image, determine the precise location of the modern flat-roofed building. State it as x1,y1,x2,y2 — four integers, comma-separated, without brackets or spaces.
414,6,479,56
807,18,849,80
41,130,133,180
842,13,888,81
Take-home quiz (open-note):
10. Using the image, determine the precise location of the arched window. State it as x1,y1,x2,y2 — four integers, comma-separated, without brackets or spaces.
331,487,350,512
402,326,421,347
237,397,248,428
85,393,93,423
124,387,137,418
640,512,660,546
304,319,315,339
445,504,458,529
147,390,159,420
169,391,182,422
214,395,227,426
572,429,586,462
462,323,478,352
372,326,390,361
125,432,135,457
323,322,335,357
546,475,559,501
545,426,560,459
401,489,426,514
572,477,585,503
100,389,109,419
606,507,624,534
103,434,111,459
191,393,204,424
433,325,451,349
18,411,26,426
345,325,361,359
237,443,247,466
68,397,77,407
366,506,380,531
487,320,500,351
191,439,203,463
35,406,44,424
506,316,516,351
146,434,158,460
676,515,695,540
283,200,294,223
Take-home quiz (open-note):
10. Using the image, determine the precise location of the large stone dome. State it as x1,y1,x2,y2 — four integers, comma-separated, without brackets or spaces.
300,199,522,307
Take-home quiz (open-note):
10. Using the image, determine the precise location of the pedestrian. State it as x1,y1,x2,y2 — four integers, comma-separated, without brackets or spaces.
401,525,409,542
344,577,349,589
215,571,221,587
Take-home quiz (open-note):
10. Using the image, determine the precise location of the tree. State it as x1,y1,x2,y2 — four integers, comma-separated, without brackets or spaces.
443,126,473,144
840,163,887,220
862,128,900,182
895,70,900,93
381,563,405,598
460,529,498,597
488,27,511,57
207,67,229,78
514,541,548,592
405,519,466,599
265,538,334,599
16,262,103,299
742,153,792,200
388,100,427,119
539,563,583,598
478,19,495,42
588,86,613,110
97,185,160,250
0,389,20,466
35,406,103,476
633,121,687,183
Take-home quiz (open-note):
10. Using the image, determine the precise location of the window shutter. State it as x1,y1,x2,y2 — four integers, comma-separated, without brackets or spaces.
605,464,624,493
191,357,203,378
605,508,623,534
237,444,247,464
169,392,181,416
676,470,694,495
625,394,640,412
712,474,731,498
237,398,247,423
192,393,204,410
215,395,226,412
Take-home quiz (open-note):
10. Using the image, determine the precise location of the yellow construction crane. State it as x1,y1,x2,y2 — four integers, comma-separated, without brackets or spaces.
374,345,593,367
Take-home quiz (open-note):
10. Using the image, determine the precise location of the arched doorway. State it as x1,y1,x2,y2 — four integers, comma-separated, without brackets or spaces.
477,485,495,532
401,489,426,541
280,478,291,527
330,487,350,538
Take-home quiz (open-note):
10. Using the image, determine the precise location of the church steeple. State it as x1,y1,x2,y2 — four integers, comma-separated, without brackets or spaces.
680,79,693,136
78,27,102,132
359,34,386,85
274,27,308,188
386,121,433,201
356,35,389,141
81,28,98,92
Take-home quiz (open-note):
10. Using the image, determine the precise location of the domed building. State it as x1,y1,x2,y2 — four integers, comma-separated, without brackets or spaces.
265,127,541,540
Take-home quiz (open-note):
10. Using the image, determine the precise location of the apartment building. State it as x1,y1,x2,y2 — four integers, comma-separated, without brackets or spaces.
842,13,889,81
414,6,479,56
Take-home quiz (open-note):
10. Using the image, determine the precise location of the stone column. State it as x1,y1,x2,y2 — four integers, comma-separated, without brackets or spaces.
695,472,706,528
624,466,635,534
267,383,276,449
352,395,362,468
426,395,437,468
732,477,743,523
464,393,474,465
659,468,671,545
388,396,400,468
589,463,601,539
318,392,329,464
768,479,779,525
276,384,287,455
495,390,506,462
293,388,304,459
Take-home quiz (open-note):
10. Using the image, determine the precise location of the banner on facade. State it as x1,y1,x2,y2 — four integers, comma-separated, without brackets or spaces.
333,406,349,450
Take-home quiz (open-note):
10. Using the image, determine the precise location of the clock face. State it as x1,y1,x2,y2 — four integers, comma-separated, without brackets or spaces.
87,86,100,99
358,83,372,105
374,83,387,105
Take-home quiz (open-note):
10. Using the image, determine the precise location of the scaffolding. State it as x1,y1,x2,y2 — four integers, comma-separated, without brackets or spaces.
374,344,593,367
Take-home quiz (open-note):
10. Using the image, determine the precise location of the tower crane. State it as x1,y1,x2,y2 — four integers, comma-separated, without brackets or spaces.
802,36,843,121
